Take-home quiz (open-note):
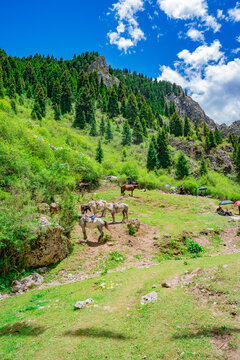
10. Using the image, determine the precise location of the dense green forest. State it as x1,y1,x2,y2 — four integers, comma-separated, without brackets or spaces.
1,48,240,276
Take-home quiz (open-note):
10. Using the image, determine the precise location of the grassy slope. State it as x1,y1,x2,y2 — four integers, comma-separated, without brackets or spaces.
1,254,239,360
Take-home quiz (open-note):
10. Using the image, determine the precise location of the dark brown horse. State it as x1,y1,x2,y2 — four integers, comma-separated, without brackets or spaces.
121,184,140,196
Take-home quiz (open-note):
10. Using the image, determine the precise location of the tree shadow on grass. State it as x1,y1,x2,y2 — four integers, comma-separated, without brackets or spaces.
0,322,46,336
64,327,130,340
172,326,240,340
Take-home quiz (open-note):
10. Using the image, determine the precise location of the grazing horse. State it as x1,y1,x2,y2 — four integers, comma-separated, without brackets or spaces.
103,202,128,223
88,200,107,217
78,214,111,242
121,184,140,196
81,204,91,214
79,182,90,194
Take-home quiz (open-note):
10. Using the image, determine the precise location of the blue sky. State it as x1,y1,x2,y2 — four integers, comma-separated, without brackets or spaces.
1,0,240,124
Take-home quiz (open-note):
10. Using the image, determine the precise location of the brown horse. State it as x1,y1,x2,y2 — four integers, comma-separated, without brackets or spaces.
121,184,140,196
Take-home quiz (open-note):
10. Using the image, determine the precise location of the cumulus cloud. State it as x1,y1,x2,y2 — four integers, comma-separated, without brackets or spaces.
158,41,240,124
186,28,205,42
217,9,225,20
108,0,145,53
157,0,221,32
228,2,240,22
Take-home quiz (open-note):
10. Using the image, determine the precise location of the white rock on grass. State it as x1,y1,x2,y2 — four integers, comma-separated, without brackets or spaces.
11,273,44,293
140,291,158,305
74,298,94,310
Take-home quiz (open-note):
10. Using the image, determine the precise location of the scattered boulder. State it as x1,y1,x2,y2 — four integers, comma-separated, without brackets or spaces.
106,175,118,182
163,234,171,239
74,298,94,310
140,291,158,305
161,282,171,288
24,217,71,268
127,218,140,232
140,189,146,192
50,202,60,214
11,272,44,293
38,203,50,213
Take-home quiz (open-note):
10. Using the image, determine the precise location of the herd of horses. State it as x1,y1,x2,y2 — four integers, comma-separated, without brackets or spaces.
78,183,140,243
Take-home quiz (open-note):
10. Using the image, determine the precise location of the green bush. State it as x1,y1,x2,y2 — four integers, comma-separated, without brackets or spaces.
186,239,203,254
180,180,199,195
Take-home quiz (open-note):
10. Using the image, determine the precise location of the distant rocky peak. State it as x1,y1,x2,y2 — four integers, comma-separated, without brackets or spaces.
89,55,119,88
166,93,216,129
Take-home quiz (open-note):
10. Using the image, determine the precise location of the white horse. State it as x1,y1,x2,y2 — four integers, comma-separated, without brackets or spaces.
88,200,107,217
103,202,128,223
78,214,111,242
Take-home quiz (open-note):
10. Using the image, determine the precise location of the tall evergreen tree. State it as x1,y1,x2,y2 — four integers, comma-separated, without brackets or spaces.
126,92,138,125
0,65,4,98
199,157,208,176
122,120,132,146
169,112,183,137
147,105,154,128
132,116,144,144
52,78,61,105
141,117,148,137
105,119,113,141
169,100,175,116
147,140,158,171
99,116,105,136
108,87,119,117
7,77,16,98
60,71,72,114
74,93,87,129
156,112,163,127
156,129,171,169
214,127,222,145
89,113,97,136
175,153,189,179
95,140,104,163
203,122,209,137
206,130,217,151
184,115,191,137
118,81,126,102
54,104,61,121
35,82,46,117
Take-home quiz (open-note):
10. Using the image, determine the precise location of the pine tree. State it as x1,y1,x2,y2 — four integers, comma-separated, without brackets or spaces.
7,77,16,98
0,65,4,98
132,116,144,144
156,129,171,169
108,87,119,117
52,78,61,105
35,82,46,117
206,130,217,151
176,153,189,179
89,113,97,136
156,112,163,127
169,112,183,137
164,103,169,117
60,71,72,114
122,120,132,146
147,141,158,171
31,102,42,120
99,116,105,136
95,140,104,163
214,127,222,145
141,117,148,137
203,122,209,137
126,92,138,125
184,115,191,137
74,94,87,129
105,119,113,141
199,157,208,176
147,105,154,128
169,100,175,116
235,144,240,178
118,81,126,102
54,104,61,120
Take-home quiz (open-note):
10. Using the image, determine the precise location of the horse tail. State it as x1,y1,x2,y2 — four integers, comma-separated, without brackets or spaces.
104,221,112,233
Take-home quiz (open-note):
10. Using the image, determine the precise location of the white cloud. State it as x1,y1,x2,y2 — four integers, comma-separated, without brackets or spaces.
157,0,220,32
237,35,240,43
186,28,205,42
232,48,240,54
108,0,145,53
217,9,225,20
177,40,224,68
158,42,240,124
228,2,240,22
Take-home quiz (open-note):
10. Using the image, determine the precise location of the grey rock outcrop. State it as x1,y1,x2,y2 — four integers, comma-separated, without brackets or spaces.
90,56,119,88
24,217,70,268
140,291,158,305
219,120,240,136
74,298,94,309
11,272,44,293
127,218,141,233
166,94,216,129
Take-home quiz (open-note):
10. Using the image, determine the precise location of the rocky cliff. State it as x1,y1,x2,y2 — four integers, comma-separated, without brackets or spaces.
90,56,119,88
166,93,216,129
219,120,240,137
